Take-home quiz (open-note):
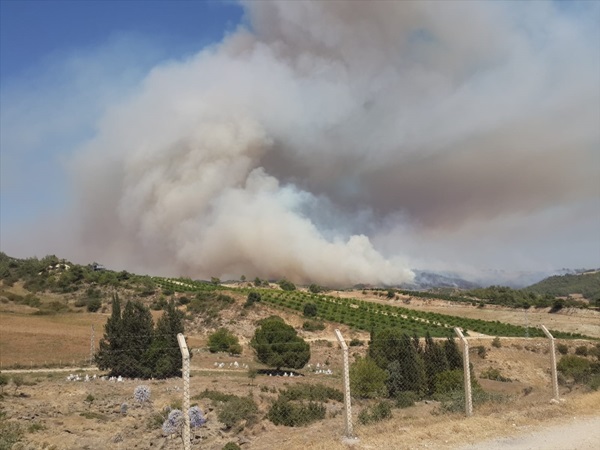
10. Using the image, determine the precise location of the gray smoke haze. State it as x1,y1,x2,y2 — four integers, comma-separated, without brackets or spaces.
14,1,598,285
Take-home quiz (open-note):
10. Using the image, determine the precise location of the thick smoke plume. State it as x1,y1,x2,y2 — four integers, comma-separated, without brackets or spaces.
66,1,598,285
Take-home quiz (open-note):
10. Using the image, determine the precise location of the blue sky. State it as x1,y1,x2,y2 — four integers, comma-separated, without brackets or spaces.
1,1,244,79
1,0,243,224
0,1,598,284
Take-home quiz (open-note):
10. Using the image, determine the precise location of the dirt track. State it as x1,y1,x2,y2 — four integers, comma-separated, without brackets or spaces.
459,416,600,450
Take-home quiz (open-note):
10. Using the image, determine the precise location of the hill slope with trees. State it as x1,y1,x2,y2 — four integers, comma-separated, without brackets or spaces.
525,271,600,303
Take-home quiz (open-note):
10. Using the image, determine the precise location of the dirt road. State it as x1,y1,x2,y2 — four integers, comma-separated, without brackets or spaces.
458,416,600,450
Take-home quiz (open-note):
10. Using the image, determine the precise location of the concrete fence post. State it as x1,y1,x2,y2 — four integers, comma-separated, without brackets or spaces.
541,325,560,402
454,328,473,417
177,333,191,450
335,329,356,441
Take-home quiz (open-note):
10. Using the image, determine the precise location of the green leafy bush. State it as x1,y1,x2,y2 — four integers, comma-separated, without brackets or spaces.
208,328,242,355
251,318,310,369
267,399,325,427
279,383,343,402
480,367,511,382
223,443,241,450
358,401,392,425
350,357,388,399
218,396,258,429
302,320,325,332
433,369,463,398
395,391,418,408
557,355,592,383
244,292,261,307
278,279,296,291
87,297,102,312
303,303,317,317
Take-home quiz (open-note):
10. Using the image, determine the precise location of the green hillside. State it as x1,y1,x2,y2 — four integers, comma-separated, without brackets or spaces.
526,271,600,303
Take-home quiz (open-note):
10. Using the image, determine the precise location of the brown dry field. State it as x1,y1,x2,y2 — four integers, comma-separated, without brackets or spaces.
1,284,599,449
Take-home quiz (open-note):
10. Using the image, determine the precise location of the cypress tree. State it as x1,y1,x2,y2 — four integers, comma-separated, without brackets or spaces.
444,337,463,370
121,300,154,377
96,294,126,375
369,329,426,396
423,332,448,396
145,300,185,378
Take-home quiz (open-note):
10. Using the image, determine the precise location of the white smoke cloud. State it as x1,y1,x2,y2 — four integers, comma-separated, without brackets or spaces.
2,1,599,285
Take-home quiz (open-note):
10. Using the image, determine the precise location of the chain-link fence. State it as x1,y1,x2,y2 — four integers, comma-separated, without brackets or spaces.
1,326,598,449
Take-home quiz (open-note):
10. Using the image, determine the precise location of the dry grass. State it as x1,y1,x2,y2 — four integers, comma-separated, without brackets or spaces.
0,312,107,367
270,391,600,450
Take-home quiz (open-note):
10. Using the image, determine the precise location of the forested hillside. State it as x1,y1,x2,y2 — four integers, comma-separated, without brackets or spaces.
526,271,600,302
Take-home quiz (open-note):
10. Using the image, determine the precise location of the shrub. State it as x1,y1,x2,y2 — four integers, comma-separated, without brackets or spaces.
223,443,241,450
557,355,592,383
0,374,8,394
279,279,296,291
480,367,511,382
87,297,102,312
358,401,392,425
12,375,24,393
244,292,261,308
433,369,463,398
303,303,317,317
218,396,258,429
575,346,588,356
557,343,569,355
477,346,487,359
208,328,242,355
302,320,325,332
395,391,418,408
491,337,502,348
0,420,23,449
279,383,343,402
350,357,388,399
308,284,322,294
251,318,310,369
267,399,326,427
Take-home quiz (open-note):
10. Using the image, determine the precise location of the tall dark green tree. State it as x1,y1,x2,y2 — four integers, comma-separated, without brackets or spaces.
251,317,310,370
145,300,185,378
120,300,154,377
95,296,184,378
368,329,426,396
96,294,127,375
444,337,463,370
423,333,449,396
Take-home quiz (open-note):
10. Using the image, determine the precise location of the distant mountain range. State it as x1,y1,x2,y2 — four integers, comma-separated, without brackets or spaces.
400,270,481,290
400,268,599,290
